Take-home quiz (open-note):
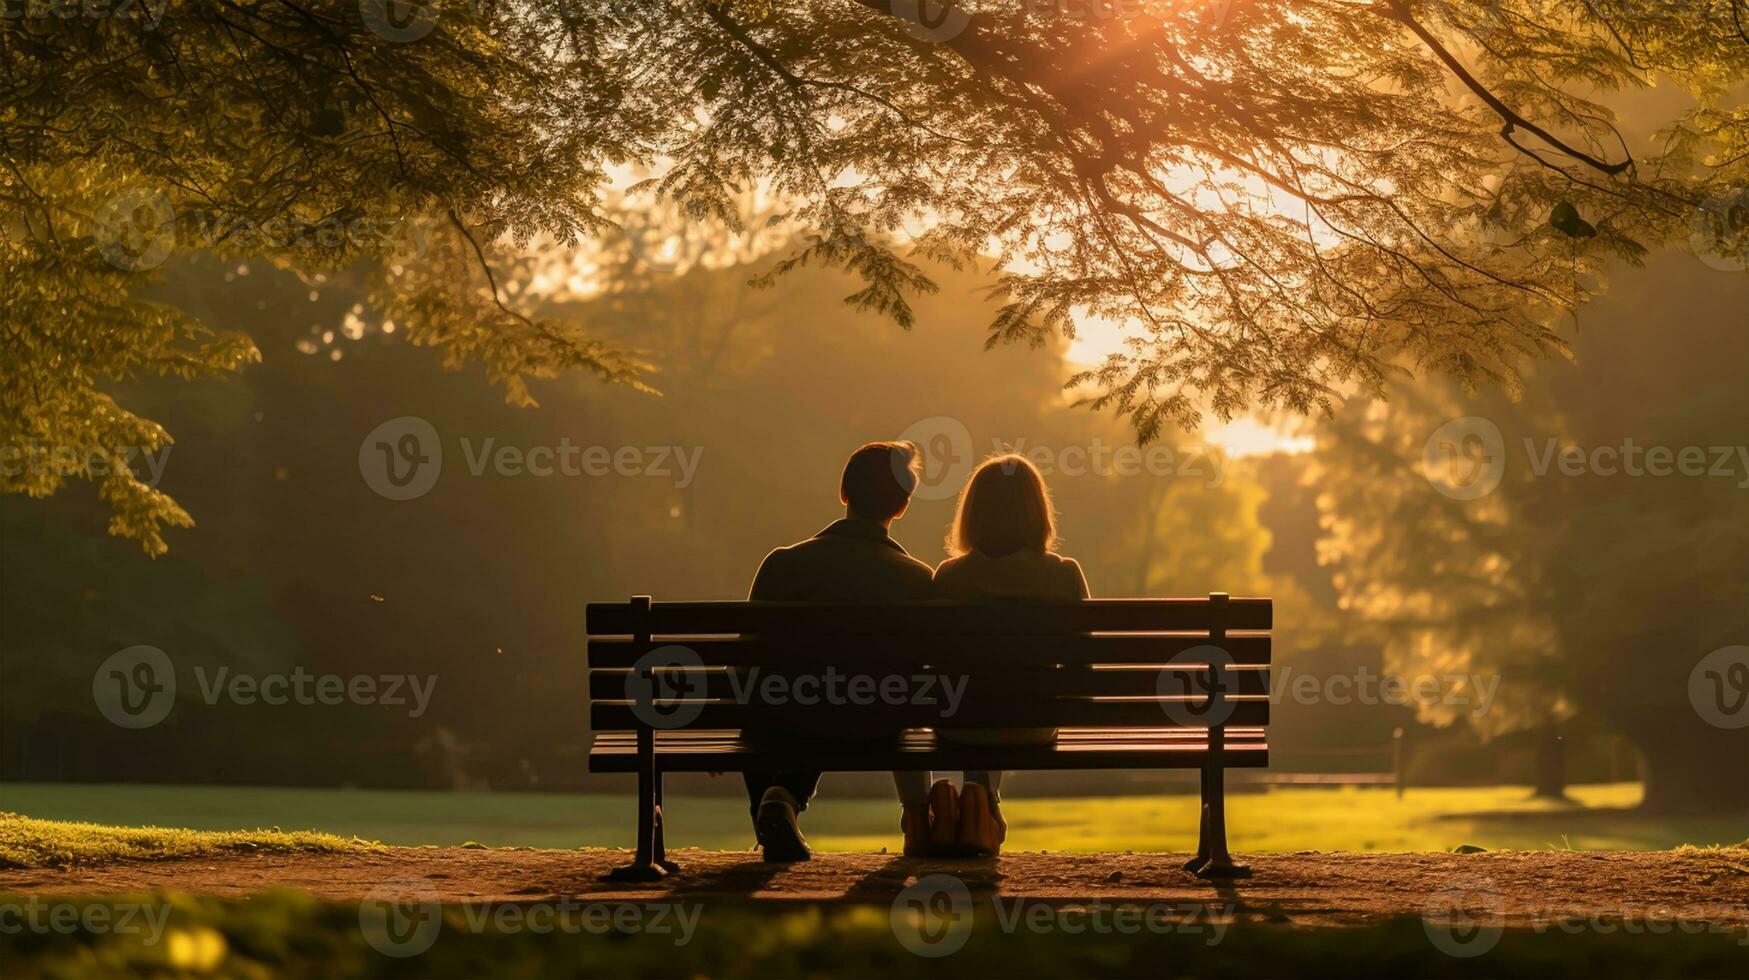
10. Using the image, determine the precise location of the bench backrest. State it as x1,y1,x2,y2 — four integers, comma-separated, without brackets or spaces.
586,594,1272,735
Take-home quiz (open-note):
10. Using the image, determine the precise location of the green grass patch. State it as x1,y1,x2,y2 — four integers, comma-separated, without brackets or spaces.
5,781,1741,855
0,811,375,870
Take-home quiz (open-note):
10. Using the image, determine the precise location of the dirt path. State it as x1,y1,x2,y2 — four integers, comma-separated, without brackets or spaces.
4,846,1746,928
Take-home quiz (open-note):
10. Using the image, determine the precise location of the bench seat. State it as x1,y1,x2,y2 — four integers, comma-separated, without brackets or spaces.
590,727,1269,772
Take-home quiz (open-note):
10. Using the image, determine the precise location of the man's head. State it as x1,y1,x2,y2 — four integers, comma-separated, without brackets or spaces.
839,441,920,525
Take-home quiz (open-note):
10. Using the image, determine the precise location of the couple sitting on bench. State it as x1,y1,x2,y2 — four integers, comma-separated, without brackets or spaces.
743,440,1088,863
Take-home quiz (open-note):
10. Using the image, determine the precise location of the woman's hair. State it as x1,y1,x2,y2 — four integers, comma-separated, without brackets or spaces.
946,453,1058,557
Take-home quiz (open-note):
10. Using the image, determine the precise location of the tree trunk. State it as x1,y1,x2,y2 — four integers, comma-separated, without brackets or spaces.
1531,726,1569,800
1630,724,1749,816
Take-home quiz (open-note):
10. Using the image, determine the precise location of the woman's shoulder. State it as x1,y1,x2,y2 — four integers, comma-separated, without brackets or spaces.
1042,551,1083,573
932,554,967,578
1044,552,1090,597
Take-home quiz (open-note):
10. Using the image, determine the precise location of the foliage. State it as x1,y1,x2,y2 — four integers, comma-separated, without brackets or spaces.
1308,254,1749,809
6,890,1748,980
1098,460,1334,660
4,1,1747,549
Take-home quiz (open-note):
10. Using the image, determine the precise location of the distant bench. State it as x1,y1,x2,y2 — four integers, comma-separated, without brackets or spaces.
586,593,1271,881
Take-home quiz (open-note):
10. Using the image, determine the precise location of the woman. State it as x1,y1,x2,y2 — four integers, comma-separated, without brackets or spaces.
895,453,1089,857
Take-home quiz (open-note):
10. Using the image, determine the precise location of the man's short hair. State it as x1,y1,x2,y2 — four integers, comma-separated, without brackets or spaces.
841,441,920,521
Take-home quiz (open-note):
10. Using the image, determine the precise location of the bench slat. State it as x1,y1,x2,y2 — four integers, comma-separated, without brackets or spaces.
586,633,1271,668
589,696,1270,732
586,598,1272,636
587,666,1272,701
587,729,1269,773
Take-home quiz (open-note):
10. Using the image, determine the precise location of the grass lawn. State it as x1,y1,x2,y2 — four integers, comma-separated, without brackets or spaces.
2,781,1741,855
0,812,373,870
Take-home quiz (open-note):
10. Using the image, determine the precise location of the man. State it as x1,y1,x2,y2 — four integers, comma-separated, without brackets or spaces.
742,440,933,862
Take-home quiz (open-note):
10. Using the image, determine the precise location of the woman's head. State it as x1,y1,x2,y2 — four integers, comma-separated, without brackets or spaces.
947,453,1058,557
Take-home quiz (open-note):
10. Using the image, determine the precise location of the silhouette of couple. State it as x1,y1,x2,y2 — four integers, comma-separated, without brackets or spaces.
743,441,1088,862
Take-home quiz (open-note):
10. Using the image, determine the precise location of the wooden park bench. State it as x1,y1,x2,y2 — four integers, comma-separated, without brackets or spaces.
586,593,1271,881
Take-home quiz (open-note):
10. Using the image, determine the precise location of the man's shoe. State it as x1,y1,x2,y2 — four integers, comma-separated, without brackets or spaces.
901,803,932,858
754,787,811,862
926,779,961,852
957,783,1004,857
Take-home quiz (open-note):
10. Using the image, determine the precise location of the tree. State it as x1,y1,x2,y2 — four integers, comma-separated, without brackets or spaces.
5,0,1747,549
1310,252,1749,812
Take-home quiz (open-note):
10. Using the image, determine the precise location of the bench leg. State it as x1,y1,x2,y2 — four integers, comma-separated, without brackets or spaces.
1183,766,1214,873
606,753,669,882
653,772,679,874
1192,764,1251,880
